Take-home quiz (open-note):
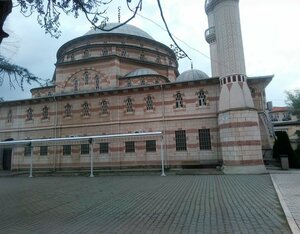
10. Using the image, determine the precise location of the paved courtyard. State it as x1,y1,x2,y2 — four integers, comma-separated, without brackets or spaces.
0,175,291,233
271,173,300,233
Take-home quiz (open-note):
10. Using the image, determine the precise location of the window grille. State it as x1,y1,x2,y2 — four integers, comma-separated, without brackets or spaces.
83,49,89,58
156,55,161,64
146,140,156,152
102,48,108,56
7,110,12,123
64,104,72,117
26,108,33,121
141,80,145,85
125,97,134,113
100,143,109,154
63,145,71,155
95,76,100,90
125,141,135,153
82,102,90,116
81,144,89,155
24,146,31,156
84,71,89,85
198,90,207,106
175,130,187,151
100,100,109,114
120,48,127,57
199,129,212,150
146,95,154,110
127,81,132,87
140,52,145,61
175,93,183,108
40,146,48,156
42,106,49,120
74,79,78,91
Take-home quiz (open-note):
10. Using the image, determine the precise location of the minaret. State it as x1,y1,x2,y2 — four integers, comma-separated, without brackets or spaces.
205,0,266,173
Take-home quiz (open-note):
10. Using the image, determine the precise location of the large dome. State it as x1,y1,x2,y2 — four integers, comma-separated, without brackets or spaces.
177,69,209,82
85,23,154,40
125,68,159,78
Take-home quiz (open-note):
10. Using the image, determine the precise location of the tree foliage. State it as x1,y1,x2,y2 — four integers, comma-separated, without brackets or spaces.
15,0,144,38
286,89,300,119
0,0,190,91
0,56,44,90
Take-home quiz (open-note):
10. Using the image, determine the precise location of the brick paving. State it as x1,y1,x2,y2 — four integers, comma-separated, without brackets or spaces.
271,173,300,233
0,175,291,234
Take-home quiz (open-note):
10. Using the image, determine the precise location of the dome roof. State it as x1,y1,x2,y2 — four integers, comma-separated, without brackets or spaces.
177,69,209,82
85,23,154,40
125,68,159,78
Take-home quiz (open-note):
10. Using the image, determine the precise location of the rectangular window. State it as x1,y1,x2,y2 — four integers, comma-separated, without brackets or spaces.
40,146,48,156
24,146,31,157
81,144,90,155
146,140,156,152
63,145,71,156
125,141,135,153
175,130,187,151
100,143,109,154
199,129,212,150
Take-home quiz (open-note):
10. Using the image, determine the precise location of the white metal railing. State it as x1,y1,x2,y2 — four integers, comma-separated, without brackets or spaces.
0,132,166,178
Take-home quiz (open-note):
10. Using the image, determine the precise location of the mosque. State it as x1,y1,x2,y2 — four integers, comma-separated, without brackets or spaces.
0,0,274,173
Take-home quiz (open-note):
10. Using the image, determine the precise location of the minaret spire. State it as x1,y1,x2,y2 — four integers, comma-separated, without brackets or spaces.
118,6,121,23
204,0,266,174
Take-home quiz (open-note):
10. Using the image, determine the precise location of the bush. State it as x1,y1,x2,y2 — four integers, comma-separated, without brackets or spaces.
293,145,300,168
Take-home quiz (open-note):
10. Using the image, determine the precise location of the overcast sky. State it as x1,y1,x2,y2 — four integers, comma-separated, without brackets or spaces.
1,0,300,106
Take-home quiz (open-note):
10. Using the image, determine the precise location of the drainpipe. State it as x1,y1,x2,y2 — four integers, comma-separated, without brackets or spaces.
160,84,167,167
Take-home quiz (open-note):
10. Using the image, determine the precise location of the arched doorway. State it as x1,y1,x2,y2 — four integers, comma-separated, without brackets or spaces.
1,138,14,171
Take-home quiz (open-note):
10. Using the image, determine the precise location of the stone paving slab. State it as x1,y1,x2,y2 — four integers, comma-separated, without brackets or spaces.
271,173,300,233
0,175,291,234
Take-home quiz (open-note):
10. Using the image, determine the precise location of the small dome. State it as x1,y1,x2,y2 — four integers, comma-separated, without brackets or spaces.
125,68,159,78
177,69,209,82
85,23,154,40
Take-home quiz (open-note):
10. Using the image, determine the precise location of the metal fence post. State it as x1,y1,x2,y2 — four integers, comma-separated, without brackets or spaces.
90,139,94,177
160,135,166,176
29,143,33,178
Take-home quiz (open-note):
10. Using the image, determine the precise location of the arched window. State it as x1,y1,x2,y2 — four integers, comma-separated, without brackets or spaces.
84,71,89,85
156,55,161,64
64,104,72,117
95,76,100,90
83,49,89,58
102,48,108,56
100,100,109,114
82,102,90,116
42,106,49,120
140,52,145,61
74,79,78,91
146,95,153,110
175,92,183,108
120,48,127,57
7,110,12,123
26,108,33,121
198,90,207,106
125,97,133,113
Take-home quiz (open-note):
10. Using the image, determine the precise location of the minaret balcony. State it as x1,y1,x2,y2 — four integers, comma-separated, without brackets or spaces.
205,27,216,44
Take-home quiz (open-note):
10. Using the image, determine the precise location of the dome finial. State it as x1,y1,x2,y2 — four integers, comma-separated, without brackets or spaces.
191,61,193,70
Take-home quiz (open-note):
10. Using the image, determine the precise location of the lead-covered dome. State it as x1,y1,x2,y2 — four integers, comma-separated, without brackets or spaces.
85,23,154,40
177,69,209,82
125,68,159,78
